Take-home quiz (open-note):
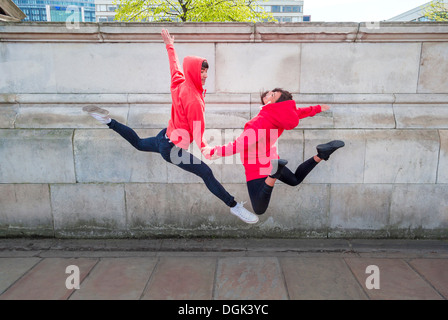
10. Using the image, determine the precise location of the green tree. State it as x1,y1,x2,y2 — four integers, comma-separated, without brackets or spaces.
423,0,448,21
113,0,275,22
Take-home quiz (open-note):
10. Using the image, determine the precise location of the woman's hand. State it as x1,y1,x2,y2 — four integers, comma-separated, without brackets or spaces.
320,104,331,112
202,146,220,160
161,29,174,45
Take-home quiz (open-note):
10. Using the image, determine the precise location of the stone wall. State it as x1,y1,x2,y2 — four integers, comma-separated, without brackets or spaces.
1,22,448,238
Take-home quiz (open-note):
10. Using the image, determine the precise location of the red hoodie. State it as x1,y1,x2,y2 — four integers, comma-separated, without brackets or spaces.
212,100,322,181
165,44,206,150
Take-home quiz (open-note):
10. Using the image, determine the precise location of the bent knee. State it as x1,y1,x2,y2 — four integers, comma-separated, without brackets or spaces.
254,208,267,216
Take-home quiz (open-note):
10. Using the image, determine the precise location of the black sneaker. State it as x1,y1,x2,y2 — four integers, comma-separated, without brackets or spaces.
269,159,288,179
316,140,345,161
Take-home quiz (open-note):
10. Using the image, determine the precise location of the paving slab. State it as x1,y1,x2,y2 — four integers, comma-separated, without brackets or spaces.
408,259,448,299
0,258,41,295
214,257,288,300
142,257,216,300
281,257,367,300
0,258,97,300
345,258,443,300
69,257,157,300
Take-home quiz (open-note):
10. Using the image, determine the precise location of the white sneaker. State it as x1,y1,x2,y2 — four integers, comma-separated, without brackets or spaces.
83,105,111,124
230,202,259,224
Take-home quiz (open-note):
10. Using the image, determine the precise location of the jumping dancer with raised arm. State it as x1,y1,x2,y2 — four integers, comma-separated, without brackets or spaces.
83,29,259,224
204,88,345,215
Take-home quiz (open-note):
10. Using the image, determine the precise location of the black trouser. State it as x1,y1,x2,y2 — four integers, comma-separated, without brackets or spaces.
108,120,236,207
247,157,318,215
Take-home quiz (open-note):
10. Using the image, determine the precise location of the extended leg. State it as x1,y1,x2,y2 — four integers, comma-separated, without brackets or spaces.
108,119,159,152
164,146,259,224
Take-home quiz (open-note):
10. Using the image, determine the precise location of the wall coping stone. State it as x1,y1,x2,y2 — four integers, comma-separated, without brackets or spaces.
1,22,448,43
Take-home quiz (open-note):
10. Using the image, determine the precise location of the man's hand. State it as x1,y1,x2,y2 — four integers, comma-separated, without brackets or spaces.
320,104,331,112
161,29,174,45
202,146,220,160
201,146,213,160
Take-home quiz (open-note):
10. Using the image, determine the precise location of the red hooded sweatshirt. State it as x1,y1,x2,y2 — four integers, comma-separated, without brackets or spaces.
165,44,206,150
212,100,322,181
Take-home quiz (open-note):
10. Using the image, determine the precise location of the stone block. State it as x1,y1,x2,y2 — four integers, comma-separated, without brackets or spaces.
300,43,421,94
216,43,301,93
333,104,395,129
125,183,251,235
0,43,57,94
364,130,439,183
409,259,448,299
394,93,448,104
0,258,41,295
329,184,393,234
304,130,366,183
220,160,246,184
141,257,216,300
51,184,126,236
74,129,168,183
346,258,443,300
14,104,128,129
215,257,288,300
127,104,171,129
394,104,448,129
439,130,448,183
0,129,75,183
0,184,53,236
418,43,448,94
256,22,359,42
70,258,157,300
263,184,330,237
390,184,448,230
0,104,17,128
205,103,251,129
0,42,215,94
281,257,367,299
0,258,98,300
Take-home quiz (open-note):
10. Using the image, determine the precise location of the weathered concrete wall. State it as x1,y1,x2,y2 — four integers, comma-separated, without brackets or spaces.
1,22,448,238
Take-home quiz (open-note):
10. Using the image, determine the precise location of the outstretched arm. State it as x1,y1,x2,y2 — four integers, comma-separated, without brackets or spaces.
161,29,184,88
296,104,330,119
161,29,174,45
206,129,259,160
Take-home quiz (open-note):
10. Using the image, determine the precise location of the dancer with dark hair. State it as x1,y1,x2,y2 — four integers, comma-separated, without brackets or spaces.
83,29,259,224
203,88,345,215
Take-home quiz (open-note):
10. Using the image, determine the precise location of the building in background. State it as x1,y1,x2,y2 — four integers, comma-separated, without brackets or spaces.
95,0,116,22
11,0,306,23
12,0,95,22
259,0,305,22
388,0,447,21
93,0,306,23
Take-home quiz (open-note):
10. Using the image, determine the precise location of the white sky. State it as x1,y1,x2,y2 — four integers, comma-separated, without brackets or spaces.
303,0,432,22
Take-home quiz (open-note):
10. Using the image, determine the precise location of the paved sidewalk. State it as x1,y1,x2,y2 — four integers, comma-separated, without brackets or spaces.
0,238,447,301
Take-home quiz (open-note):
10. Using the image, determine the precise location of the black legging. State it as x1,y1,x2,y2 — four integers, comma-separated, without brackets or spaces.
108,119,236,208
247,157,318,215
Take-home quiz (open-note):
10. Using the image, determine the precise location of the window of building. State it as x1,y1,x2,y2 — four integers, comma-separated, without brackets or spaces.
271,5,281,13
281,5,302,13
